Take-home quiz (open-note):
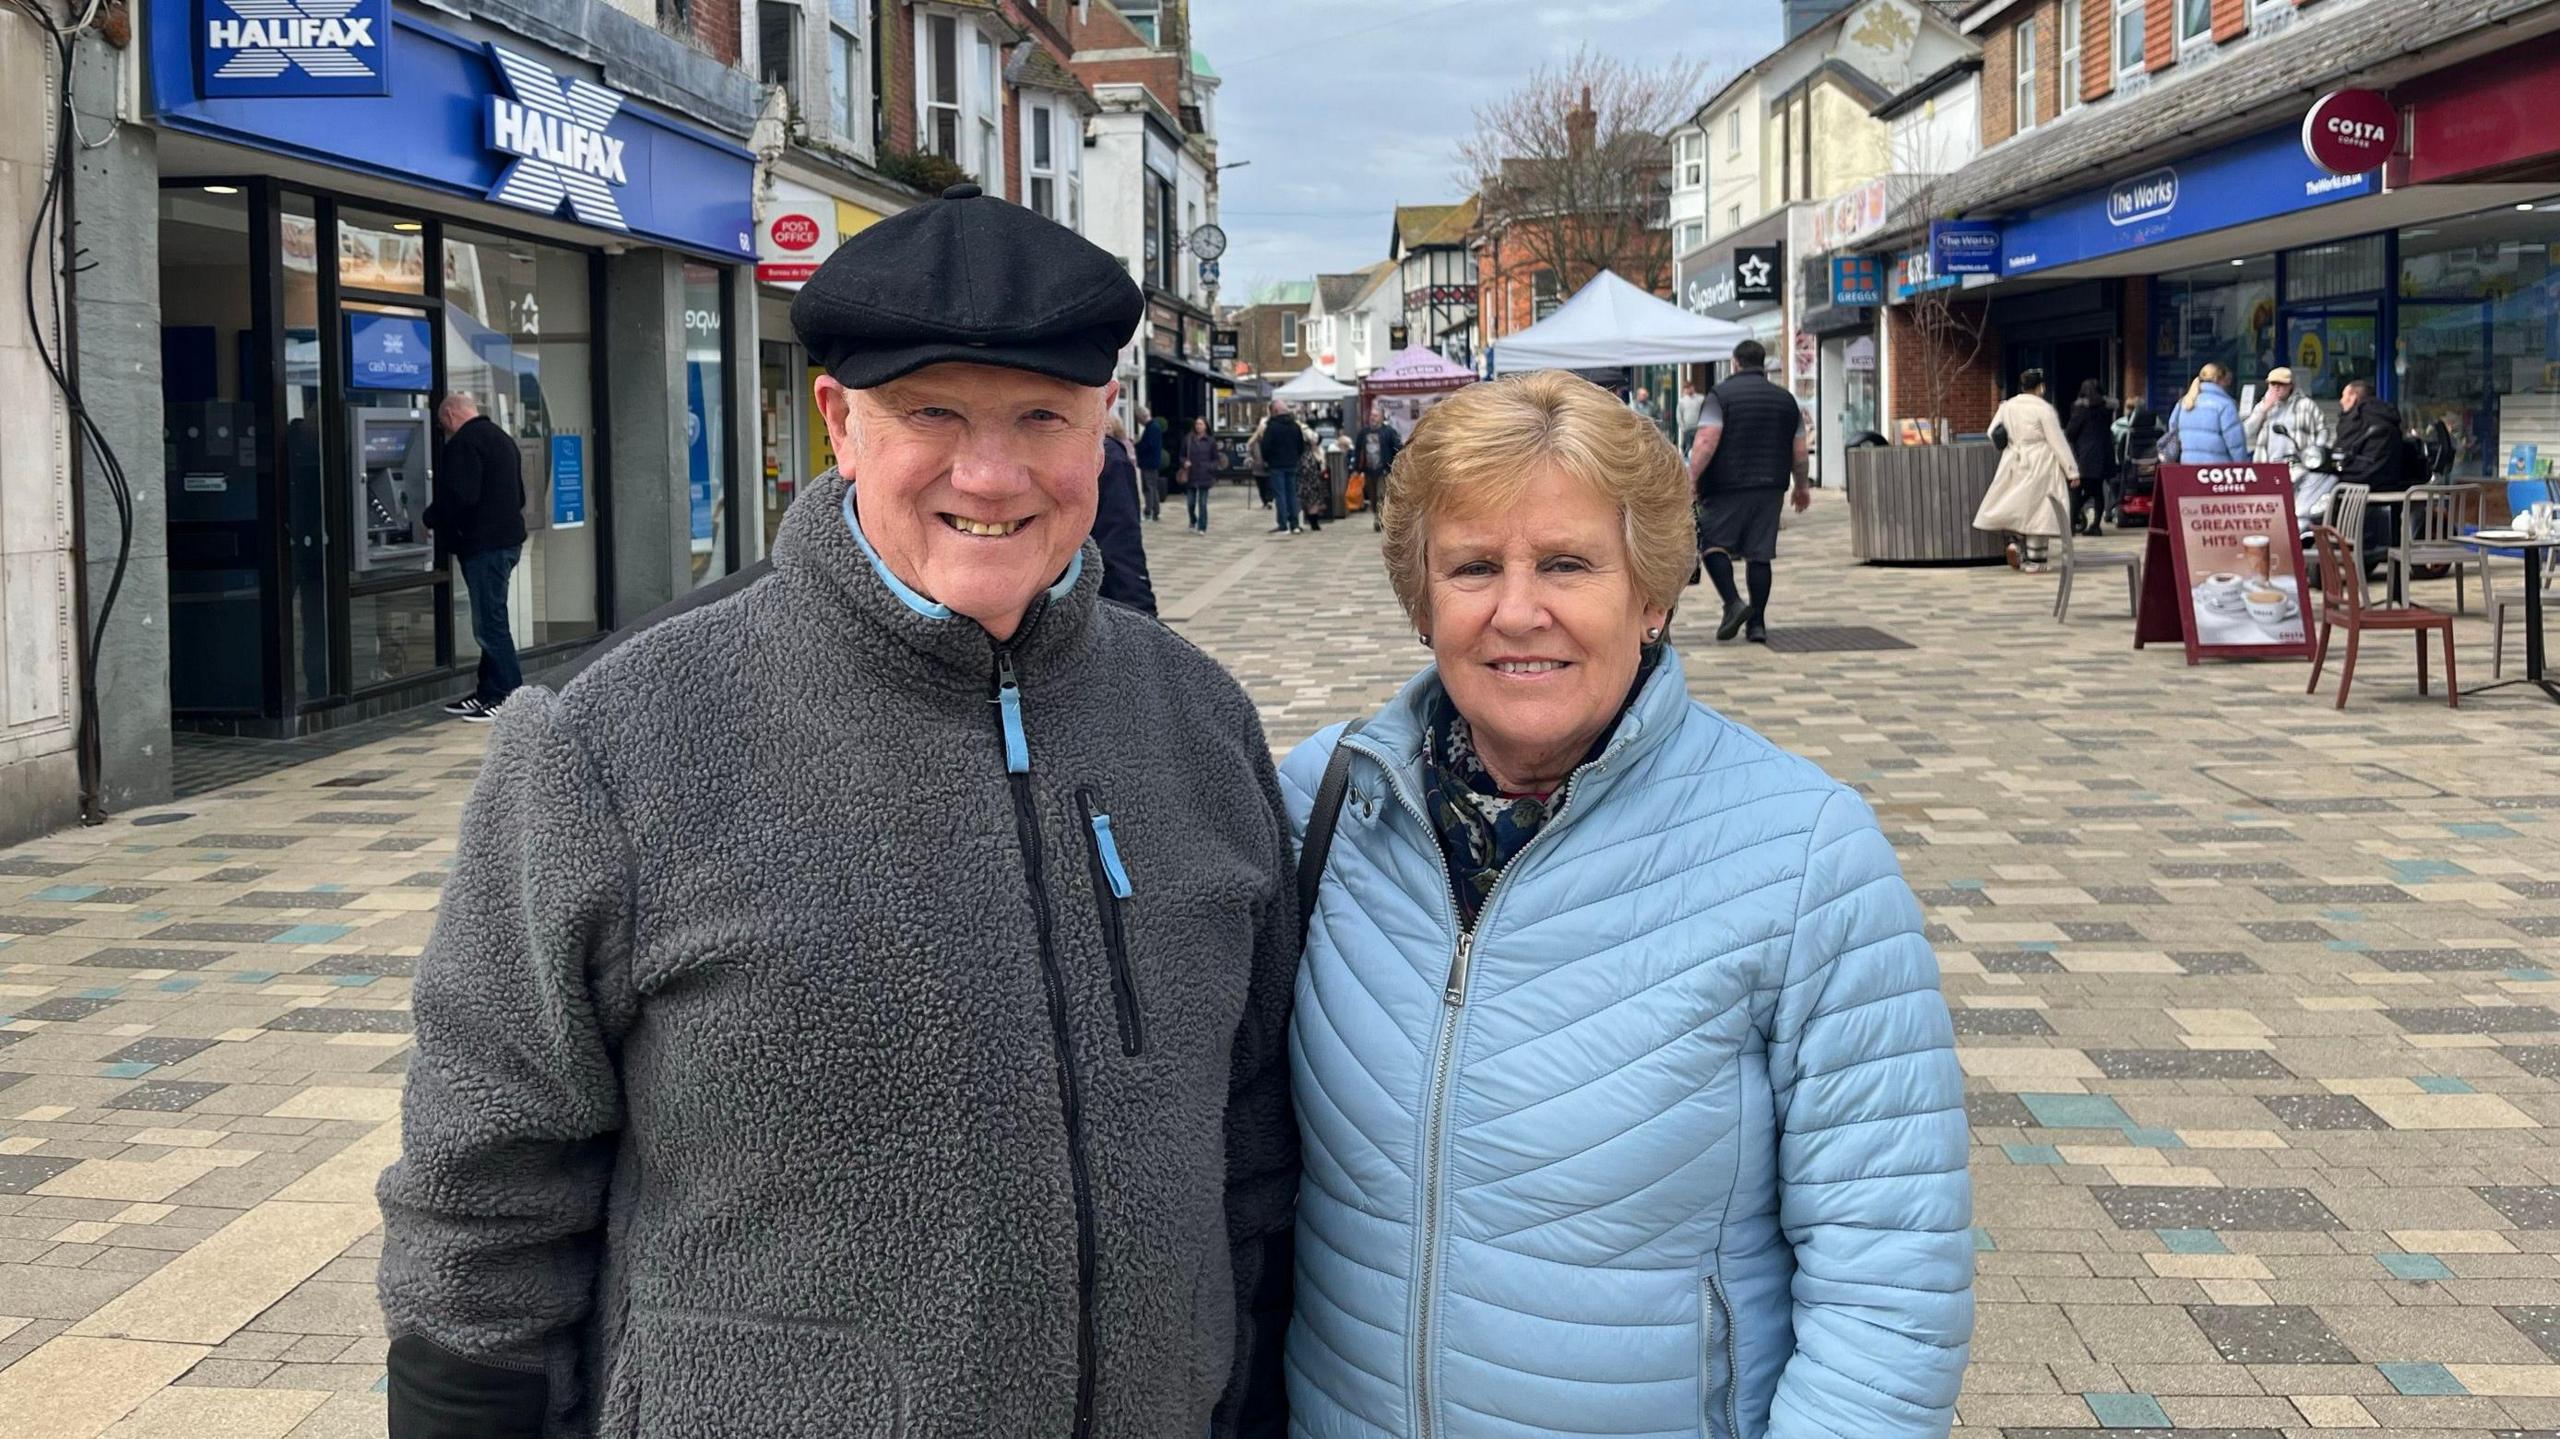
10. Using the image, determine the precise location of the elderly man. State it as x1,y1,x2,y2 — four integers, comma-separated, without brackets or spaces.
424,391,527,721
378,183,1298,1439
1689,339,1811,644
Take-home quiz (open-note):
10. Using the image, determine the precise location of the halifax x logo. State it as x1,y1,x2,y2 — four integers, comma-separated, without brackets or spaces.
485,45,631,232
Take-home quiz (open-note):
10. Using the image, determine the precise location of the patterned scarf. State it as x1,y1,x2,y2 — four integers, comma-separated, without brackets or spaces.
1423,644,1663,929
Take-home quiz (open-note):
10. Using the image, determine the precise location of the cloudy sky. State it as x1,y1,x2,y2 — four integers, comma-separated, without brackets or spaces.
1191,0,1783,300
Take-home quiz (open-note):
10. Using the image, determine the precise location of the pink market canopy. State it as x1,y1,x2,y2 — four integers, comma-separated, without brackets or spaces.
1362,345,1478,396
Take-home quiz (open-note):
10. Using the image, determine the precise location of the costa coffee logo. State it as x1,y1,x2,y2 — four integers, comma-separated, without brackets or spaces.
2301,88,2396,176
769,213,822,251
2107,167,2179,227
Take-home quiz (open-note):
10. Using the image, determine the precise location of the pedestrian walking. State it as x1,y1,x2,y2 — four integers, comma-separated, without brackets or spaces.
1973,368,2079,573
1675,377,1705,456
377,182,1295,1439
1259,400,1307,535
1098,415,1158,613
1247,413,1274,509
1286,370,1971,1439
1687,339,1811,643
2064,379,2116,535
1179,415,1219,531
1353,402,1402,533
424,391,527,723
2160,362,2248,464
1134,405,1166,521
1299,434,1333,533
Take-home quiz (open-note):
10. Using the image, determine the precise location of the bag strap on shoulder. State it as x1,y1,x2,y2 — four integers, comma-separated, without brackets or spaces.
1296,720,1368,934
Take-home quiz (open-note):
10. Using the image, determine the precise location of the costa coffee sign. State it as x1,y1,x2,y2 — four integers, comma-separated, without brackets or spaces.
755,182,839,289
2301,88,2396,176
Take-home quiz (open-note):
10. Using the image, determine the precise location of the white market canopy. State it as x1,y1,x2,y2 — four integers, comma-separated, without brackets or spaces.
1486,269,1753,374
1271,368,1358,402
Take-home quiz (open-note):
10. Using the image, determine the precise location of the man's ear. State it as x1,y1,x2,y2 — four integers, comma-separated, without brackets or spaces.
814,375,858,478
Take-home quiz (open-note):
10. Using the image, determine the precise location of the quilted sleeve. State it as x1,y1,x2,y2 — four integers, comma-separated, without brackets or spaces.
1764,788,1972,1439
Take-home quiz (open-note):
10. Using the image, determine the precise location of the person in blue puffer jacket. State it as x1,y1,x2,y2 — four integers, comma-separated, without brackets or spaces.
2160,362,2248,464
1279,370,1972,1439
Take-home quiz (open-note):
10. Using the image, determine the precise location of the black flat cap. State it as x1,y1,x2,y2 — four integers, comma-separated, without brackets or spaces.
791,182,1145,390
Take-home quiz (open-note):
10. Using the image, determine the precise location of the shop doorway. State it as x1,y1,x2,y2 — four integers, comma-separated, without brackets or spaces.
2005,336,2112,411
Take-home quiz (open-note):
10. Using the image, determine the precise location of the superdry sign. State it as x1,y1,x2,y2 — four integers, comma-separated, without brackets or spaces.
485,45,631,230
2301,88,2396,176
199,0,389,97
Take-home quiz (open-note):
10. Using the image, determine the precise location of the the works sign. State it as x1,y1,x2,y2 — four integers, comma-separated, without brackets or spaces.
199,0,388,97
485,45,631,231
2107,167,2179,228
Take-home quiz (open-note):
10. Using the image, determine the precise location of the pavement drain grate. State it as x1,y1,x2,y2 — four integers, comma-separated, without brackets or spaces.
1757,625,1914,653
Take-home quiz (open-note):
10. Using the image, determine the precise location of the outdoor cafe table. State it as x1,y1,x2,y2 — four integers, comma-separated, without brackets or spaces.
2454,532,2560,704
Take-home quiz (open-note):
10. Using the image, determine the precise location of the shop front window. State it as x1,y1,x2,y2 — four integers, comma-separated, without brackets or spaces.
281,192,326,706
2151,255,2276,411
2283,235,2385,303
338,209,427,295
444,228,600,648
2400,200,2560,483
684,262,734,587
159,185,269,714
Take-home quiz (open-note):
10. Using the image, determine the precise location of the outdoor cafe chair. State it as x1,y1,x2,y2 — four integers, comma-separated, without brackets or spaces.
2047,494,2138,623
2309,524,2457,711
2393,483,2487,614
2324,482,2371,602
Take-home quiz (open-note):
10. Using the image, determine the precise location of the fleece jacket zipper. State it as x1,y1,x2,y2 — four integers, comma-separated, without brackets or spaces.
994,645,1099,1439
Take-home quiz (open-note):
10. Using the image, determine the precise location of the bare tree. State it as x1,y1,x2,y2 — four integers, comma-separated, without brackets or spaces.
1459,47,1711,301
1888,111,1991,443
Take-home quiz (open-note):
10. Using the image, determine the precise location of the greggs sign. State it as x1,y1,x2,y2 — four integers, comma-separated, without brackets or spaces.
2301,88,2396,176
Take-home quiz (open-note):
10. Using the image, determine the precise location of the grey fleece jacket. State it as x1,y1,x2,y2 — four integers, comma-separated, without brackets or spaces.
377,470,1300,1438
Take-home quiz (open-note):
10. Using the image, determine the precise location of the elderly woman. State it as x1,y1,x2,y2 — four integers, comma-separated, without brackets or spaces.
1281,371,1971,1439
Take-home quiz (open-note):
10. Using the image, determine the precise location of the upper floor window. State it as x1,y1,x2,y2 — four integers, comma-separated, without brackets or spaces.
1117,0,1160,46
1674,131,1704,190
1025,98,1066,224
1675,219,1704,257
826,0,867,152
2014,16,2039,133
2116,0,2145,74
758,1,800,113
1727,203,1741,229
919,16,1002,192
1726,109,1740,156
1281,310,1299,357
1532,268,1560,320
2178,0,2212,46
2058,0,2082,114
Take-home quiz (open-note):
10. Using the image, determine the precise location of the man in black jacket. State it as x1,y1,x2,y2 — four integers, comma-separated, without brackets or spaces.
1257,402,1308,535
1354,402,1401,533
425,392,528,721
2336,380,2414,572
1688,340,1811,643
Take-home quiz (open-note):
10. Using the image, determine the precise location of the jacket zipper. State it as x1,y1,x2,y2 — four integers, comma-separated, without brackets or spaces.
1074,788,1145,1056
1357,736,1611,1439
1704,1274,1740,1439
993,646,1099,1439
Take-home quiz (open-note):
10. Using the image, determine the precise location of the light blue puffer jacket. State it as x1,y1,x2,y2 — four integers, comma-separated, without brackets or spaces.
2165,381,2249,465
1277,647,1971,1439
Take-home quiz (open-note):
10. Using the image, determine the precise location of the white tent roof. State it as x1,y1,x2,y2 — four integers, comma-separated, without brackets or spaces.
1271,368,1357,402
1487,269,1754,373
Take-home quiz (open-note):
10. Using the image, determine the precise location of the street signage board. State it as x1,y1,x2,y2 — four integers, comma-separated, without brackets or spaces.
1928,220,2002,275
549,435,586,529
1999,126,2374,279
1733,246,1781,303
199,0,390,98
756,180,837,288
1830,254,1885,306
1211,327,1238,361
2301,88,2395,176
347,311,431,390
2137,463,2315,664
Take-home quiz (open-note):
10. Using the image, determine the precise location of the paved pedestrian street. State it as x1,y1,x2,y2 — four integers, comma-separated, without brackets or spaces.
13,483,2560,1436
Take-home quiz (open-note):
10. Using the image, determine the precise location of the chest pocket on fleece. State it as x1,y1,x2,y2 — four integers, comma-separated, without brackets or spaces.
1075,788,1146,1056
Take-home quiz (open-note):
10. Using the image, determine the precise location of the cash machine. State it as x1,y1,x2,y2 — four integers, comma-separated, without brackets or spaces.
350,406,434,573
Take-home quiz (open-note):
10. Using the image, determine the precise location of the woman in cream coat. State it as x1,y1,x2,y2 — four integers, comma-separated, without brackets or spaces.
1972,367,2080,573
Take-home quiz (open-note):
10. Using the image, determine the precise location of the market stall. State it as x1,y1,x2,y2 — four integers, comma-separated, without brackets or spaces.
1483,269,1751,374
1354,346,1481,517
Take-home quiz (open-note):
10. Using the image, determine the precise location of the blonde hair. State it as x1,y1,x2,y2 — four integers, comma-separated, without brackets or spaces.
2181,363,2232,412
1381,370,1696,623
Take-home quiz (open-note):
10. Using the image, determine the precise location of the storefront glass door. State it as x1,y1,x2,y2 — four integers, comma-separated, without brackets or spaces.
2277,304,2377,428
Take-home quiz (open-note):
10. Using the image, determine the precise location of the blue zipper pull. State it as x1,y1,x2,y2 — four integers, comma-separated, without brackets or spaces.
995,650,1029,774
1089,815,1134,898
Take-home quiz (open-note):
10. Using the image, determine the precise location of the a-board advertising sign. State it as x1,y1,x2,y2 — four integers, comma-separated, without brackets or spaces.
2136,463,2315,663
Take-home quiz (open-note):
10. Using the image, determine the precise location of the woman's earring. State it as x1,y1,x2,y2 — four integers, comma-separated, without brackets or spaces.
1646,627,1662,642
1418,633,1431,648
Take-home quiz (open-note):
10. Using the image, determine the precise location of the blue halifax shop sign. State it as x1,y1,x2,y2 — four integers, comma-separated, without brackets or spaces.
151,0,756,262
1997,126,2376,279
